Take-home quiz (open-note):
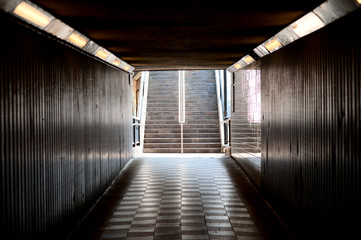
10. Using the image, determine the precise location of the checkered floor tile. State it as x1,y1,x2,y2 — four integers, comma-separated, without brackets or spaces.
98,156,263,240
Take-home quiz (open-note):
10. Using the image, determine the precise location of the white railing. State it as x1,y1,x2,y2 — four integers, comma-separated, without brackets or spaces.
215,70,225,147
139,71,149,153
132,71,149,156
178,70,185,153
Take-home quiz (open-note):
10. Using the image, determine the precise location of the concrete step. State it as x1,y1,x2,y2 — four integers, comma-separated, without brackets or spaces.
185,120,219,124
185,91,216,95
143,148,221,153
146,116,179,121
145,128,219,134
145,129,181,133
183,148,221,153
148,96,179,100
147,107,179,111
147,99,178,103
143,148,181,153
145,120,180,124
144,138,220,143
145,124,180,129
144,138,181,143
144,143,221,149
146,124,219,129
145,120,220,125
147,111,179,114
144,133,220,138
144,143,181,148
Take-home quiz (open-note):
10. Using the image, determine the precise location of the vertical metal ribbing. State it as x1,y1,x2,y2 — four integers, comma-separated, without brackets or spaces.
0,15,133,239
260,10,361,235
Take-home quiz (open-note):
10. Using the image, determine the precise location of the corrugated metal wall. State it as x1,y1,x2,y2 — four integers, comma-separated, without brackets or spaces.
0,15,132,239
231,67,262,187
261,10,361,237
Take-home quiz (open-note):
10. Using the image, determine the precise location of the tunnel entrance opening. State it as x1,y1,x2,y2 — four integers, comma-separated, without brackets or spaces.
142,70,222,154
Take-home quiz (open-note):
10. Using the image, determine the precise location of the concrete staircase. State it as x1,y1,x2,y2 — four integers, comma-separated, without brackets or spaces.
143,70,221,153
183,71,221,153
231,112,261,153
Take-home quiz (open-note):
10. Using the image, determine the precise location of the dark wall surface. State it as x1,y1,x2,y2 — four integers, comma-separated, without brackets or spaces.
261,10,361,238
0,14,132,239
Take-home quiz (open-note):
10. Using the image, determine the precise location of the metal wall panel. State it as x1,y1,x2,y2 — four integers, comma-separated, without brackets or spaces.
261,10,361,237
0,15,132,239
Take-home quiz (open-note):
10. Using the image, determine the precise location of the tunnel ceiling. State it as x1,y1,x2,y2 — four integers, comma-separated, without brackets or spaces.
32,0,324,71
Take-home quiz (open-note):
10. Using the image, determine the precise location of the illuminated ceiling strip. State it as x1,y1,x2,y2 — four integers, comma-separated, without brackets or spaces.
1,0,134,73
229,0,361,72
67,32,88,48
13,1,52,28
241,55,255,65
263,37,283,53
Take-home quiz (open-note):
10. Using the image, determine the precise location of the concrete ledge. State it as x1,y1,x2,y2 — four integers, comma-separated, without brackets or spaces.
231,153,261,189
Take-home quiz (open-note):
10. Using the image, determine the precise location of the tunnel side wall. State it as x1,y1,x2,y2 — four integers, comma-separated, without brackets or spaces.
261,10,361,236
0,15,133,239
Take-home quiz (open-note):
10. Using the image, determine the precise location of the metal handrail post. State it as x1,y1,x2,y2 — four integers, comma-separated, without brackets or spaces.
179,70,185,153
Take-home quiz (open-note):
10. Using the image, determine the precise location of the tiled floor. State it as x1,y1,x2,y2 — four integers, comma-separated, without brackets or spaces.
69,154,291,240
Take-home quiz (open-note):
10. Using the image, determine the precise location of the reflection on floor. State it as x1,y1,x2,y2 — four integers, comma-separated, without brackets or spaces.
68,154,291,240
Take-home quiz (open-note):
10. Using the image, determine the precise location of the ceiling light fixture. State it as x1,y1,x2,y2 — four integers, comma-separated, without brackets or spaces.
229,0,361,72
263,37,283,53
13,1,52,28
1,1,135,73
123,65,130,71
67,32,88,48
234,63,242,70
290,12,325,38
241,55,255,65
113,59,121,66
95,48,109,60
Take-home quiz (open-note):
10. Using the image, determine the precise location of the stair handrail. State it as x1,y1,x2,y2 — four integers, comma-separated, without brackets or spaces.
215,70,225,147
178,70,185,153
139,71,149,154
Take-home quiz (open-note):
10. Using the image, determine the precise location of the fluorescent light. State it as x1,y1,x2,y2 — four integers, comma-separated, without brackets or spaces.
113,59,121,66
13,1,52,28
68,32,88,48
6,1,134,72
263,37,282,53
242,55,255,65
123,65,130,71
290,12,325,38
234,63,242,70
357,0,361,4
95,48,109,59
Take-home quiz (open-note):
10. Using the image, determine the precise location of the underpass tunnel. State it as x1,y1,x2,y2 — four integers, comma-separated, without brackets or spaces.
1,0,361,239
